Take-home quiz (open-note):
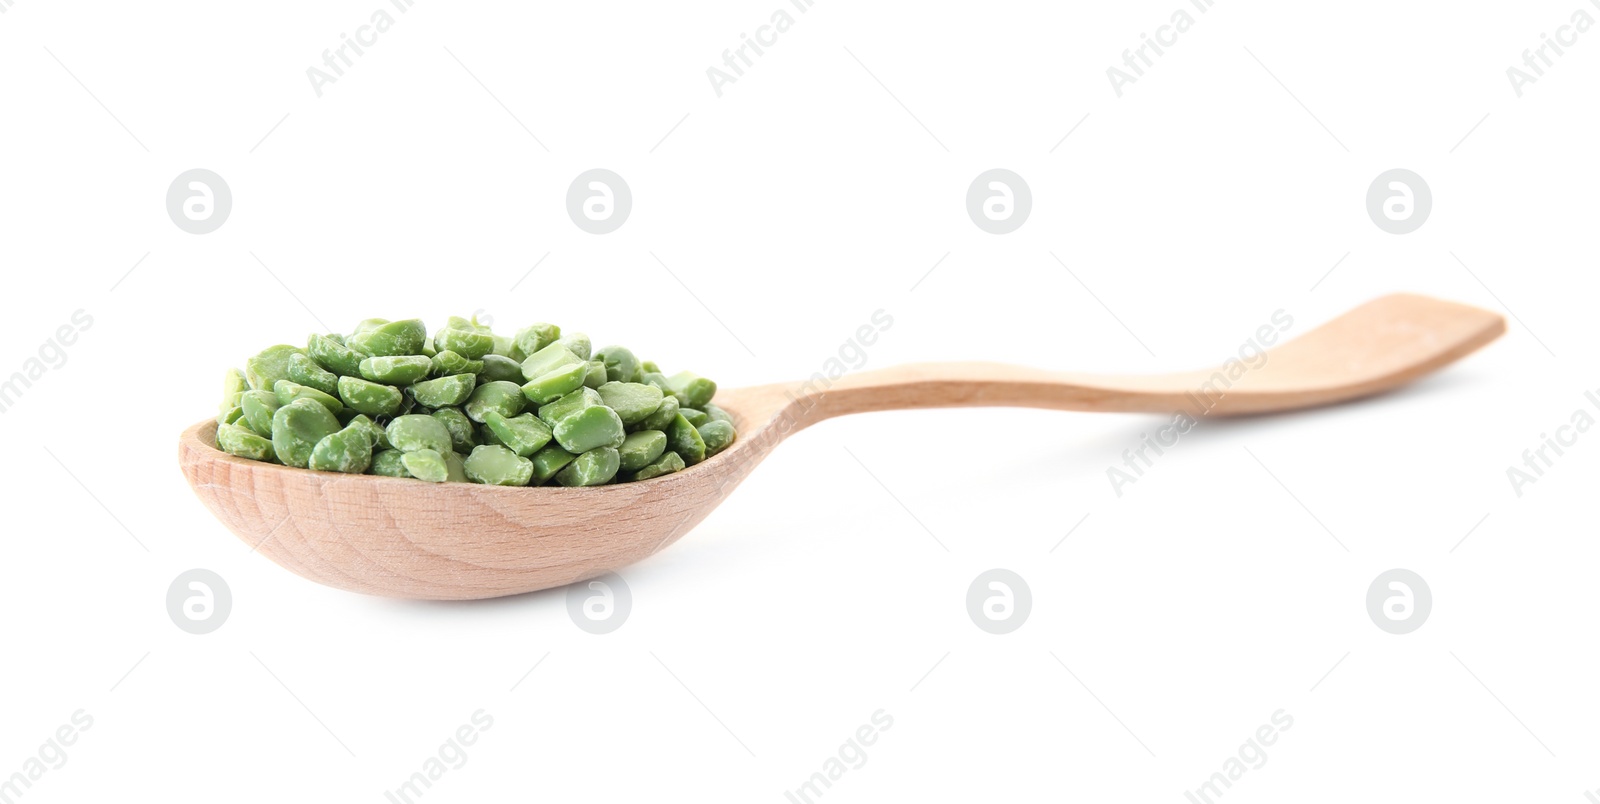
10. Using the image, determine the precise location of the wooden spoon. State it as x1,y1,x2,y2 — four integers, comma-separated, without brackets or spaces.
178,293,1504,600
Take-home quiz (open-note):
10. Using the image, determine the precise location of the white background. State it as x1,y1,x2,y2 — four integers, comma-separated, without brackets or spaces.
1,1,1596,801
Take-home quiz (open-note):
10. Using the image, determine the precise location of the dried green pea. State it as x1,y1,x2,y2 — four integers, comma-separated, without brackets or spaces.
245,345,303,391
555,333,591,361
221,368,248,412
537,387,601,429
401,448,449,482
552,405,626,453
337,376,403,417
271,397,342,468
371,449,410,477
434,326,495,360
704,404,733,426
342,324,373,353
618,430,667,472
582,360,608,389
521,361,588,405
597,381,664,424
510,323,560,362
308,334,364,377
666,371,717,409
217,405,245,426
217,422,275,461
491,333,515,357
679,407,709,428
431,350,484,377
640,359,661,374
309,423,374,474
595,346,641,384
483,411,554,457
463,381,526,423
360,355,432,385
352,319,427,357
697,420,736,455
630,450,685,481
240,390,280,436
345,416,379,435
287,352,340,396
635,394,679,432
464,445,534,486
243,418,274,441
274,379,344,415
478,354,524,385
529,443,577,483
385,414,454,454
519,343,583,381
346,414,389,450
555,447,620,487
666,413,706,466
410,373,477,408
431,407,475,453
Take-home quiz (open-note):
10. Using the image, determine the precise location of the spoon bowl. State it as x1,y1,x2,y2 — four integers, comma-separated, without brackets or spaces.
179,293,1504,599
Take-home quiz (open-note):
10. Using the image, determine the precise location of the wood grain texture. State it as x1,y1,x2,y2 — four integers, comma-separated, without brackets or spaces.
178,293,1504,600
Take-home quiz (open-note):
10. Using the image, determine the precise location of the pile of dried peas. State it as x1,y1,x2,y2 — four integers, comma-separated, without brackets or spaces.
211,317,734,486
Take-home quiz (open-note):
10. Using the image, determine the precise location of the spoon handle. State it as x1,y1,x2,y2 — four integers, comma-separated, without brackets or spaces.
782,362,1255,423
749,294,1505,427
